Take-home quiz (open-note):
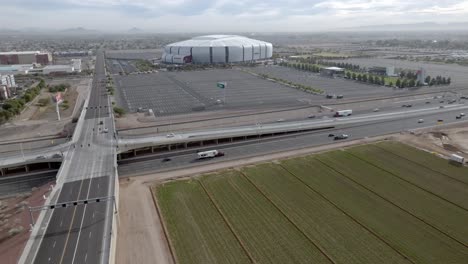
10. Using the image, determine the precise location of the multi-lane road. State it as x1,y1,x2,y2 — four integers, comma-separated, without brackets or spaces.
22,50,117,264
118,106,468,176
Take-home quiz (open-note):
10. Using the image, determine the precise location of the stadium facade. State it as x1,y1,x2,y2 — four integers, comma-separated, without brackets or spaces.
162,35,273,64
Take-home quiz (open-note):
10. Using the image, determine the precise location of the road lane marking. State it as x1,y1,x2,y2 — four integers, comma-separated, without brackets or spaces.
70,174,95,264
85,253,88,263
89,231,92,238
53,240,56,248
58,179,86,264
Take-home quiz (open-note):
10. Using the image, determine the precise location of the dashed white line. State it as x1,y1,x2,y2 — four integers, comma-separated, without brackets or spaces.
84,253,88,263
60,220,63,227
89,231,92,238
53,240,56,248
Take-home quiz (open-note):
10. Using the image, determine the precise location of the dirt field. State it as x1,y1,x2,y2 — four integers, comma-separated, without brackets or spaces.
0,78,90,142
115,122,468,263
0,182,54,264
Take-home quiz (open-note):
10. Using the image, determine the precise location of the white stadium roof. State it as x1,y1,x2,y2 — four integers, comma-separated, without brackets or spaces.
163,35,273,64
167,35,270,47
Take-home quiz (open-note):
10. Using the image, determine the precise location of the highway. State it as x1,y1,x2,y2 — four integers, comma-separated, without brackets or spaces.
117,103,468,152
21,50,117,264
118,107,468,176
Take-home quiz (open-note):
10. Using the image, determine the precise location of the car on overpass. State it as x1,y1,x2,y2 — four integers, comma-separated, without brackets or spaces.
334,134,349,140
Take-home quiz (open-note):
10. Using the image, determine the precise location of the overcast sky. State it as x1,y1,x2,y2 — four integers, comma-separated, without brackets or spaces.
1,0,468,32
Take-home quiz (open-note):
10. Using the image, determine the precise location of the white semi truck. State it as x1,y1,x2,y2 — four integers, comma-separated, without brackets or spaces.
450,154,465,164
197,150,225,159
334,109,353,117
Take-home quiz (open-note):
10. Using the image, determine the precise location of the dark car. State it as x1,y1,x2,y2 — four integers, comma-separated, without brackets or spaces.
334,134,349,140
456,115,462,119
328,133,335,137
336,95,344,99
162,157,171,162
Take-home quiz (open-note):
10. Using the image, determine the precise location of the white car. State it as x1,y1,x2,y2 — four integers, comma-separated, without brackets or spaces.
373,108,379,112
102,128,109,133
460,113,465,116
418,119,424,123
166,133,175,138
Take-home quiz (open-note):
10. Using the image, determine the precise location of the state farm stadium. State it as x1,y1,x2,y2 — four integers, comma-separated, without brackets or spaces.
162,35,273,64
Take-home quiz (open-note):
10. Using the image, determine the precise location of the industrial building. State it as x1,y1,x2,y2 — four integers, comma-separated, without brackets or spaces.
162,35,273,64
0,51,52,65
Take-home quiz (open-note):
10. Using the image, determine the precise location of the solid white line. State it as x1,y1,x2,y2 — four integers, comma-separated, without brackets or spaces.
84,253,88,263
70,176,94,264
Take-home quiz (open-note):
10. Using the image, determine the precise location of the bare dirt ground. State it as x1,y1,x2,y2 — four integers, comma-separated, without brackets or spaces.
0,78,90,142
116,122,468,264
0,182,54,264
116,178,174,264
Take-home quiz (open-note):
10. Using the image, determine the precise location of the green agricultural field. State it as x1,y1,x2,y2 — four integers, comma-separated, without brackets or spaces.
155,142,468,264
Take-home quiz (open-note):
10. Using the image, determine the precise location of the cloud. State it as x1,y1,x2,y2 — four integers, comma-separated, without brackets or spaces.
0,0,467,31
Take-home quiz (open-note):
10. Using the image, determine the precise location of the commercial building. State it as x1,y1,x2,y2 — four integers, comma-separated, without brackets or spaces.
0,85,9,100
162,35,273,64
71,59,82,73
0,51,52,65
0,74,16,88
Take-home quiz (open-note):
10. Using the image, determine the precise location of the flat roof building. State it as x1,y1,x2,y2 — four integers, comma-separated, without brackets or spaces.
0,51,52,65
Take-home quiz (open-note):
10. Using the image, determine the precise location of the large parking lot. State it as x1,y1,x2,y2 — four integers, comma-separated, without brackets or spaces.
250,66,414,99
113,69,312,116
107,59,139,74
330,58,468,88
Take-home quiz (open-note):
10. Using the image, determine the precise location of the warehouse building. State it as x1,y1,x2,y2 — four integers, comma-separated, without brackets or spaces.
162,35,273,64
0,51,52,65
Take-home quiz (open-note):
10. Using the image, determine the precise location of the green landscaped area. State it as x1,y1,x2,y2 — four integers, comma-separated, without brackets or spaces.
154,141,468,264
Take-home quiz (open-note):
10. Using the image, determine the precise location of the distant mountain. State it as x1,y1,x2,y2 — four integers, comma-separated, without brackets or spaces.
0,28,21,34
128,27,143,33
342,22,468,31
59,27,100,34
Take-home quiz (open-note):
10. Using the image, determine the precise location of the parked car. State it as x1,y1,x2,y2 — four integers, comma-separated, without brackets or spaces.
373,108,379,112
52,153,63,158
336,95,344,99
456,115,462,119
36,155,46,160
418,119,424,123
276,119,285,122
162,157,171,162
308,114,316,119
166,133,175,138
460,113,465,116
102,128,109,133
328,133,335,137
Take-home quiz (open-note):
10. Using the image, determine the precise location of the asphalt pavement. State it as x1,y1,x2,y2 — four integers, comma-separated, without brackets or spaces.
27,50,117,264
118,107,468,177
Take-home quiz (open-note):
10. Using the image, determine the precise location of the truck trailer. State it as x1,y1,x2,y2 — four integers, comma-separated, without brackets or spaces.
197,150,225,159
334,109,353,117
450,154,465,164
